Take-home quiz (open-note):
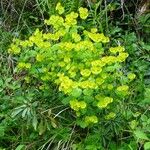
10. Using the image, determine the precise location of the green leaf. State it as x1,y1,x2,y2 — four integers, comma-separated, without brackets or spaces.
76,119,87,128
0,126,5,137
21,108,28,118
12,106,26,118
144,142,150,150
83,89,93,96
84,96,94,103
0,79,3,86
141,88,150,104
134,130,149,140
38,120,46,135
143,44,150,51
70,88,82,98
145,88,150,99
50,117,58,128
32,115,38,130
62,96,73,105
85,145,97,150
15,145,25,150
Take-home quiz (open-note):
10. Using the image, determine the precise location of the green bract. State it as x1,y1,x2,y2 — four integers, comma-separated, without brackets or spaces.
8,3,135,128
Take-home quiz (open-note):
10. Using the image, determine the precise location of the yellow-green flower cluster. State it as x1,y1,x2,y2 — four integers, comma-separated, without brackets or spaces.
8,44,21,54
45,15,64,29
80,69,91,77
95,78,105,85
70,99,87,111
109,46,125,54
17,62,31,69
91,66,102,74
117,52,129,62
36,54,44,62
58,74,78,94
101,56,117,65
29,29,51,49
87,32,110,43
65,12,78,27
105,112,116,120
91,28,98,33
19,40,33,48
85,115,98,125
97,97,113,108
117,85,129,92
56,2,64,15
72,33,81,42
43,29,66,41
107,84,114,90
59,42,75,51
128,73,136,81
79,80,97,89
8,38,25,54
79,7,88,19
75,40,94,51
91,60,105,67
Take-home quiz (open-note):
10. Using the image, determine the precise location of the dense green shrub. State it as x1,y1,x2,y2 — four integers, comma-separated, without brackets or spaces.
1,1,150,149
8,3,136,130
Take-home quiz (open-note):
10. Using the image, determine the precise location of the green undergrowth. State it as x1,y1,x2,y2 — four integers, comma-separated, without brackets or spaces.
0,0,150,149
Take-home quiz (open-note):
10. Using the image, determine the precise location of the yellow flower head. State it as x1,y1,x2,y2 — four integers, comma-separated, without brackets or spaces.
80,101,87,109
91,66,102,75
117,52,129,62
25,63,31,69
97,97,113,108
17,62,31,69
109,46,125,54
72,33,81,42
85,115,98,124
45,15,64,29
79,7,88,19
80,69,91,77
91,28,98,33
8,44,21,54
88,32,109,43
64,57,71,63
56,2,64,15
117,85,129,92
36,54,44,62
96,78,104,85
70,99,87,111
41,75,50,81
65,12,78,27
91,60,105,67
127,73,136,80
79,80,96,89
17,62,25,69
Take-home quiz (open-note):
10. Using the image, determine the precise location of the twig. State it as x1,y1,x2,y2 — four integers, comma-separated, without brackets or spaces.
54,107,69,119
16,0,28,33
121,0,125,20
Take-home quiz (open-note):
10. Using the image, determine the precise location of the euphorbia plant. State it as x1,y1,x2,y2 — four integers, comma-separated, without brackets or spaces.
8,2,136,128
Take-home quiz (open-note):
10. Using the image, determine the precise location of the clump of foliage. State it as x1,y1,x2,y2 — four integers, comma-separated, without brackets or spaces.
1,0,150,149
8,2,136,130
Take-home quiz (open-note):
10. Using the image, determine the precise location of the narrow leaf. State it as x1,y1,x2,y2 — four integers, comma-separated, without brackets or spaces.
15,145,25,150
144,142,150,150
